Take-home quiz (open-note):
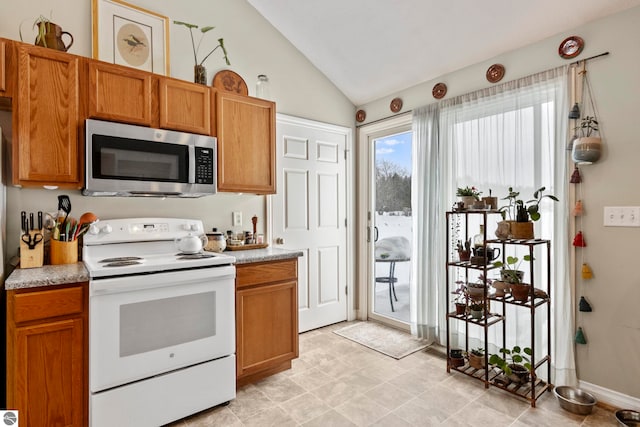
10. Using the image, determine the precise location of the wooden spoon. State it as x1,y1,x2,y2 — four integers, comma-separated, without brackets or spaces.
73,212,98,240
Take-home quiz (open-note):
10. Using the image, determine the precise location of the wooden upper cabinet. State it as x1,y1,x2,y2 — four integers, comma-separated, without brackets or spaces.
159,77,211,135
215,90,276,194
87,60,152,126
14,44,82,188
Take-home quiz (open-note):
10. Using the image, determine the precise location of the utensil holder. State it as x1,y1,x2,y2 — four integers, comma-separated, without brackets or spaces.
20,230,44,268
50,239,78,265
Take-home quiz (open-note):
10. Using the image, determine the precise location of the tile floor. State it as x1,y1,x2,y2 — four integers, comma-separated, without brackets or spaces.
168,321,618,426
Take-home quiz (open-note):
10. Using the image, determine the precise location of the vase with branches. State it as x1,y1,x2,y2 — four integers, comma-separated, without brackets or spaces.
174,20,230,84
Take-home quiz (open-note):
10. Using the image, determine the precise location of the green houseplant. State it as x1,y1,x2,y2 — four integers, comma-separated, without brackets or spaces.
174,20,230,84
493,255,531,301
489,345,532,383
19,14,73,52
456,186,481,208
498,187,558,239
572,116,602,163
467,347,485,370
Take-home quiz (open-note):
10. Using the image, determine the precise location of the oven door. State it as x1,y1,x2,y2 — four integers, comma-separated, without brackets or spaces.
89,265,235,393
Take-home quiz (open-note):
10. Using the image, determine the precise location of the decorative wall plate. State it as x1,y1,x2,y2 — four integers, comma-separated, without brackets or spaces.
486,64,505,83
212,70,248,95
355,109,366,123
558,36,584,59
432,82,447,99
390,97,403,113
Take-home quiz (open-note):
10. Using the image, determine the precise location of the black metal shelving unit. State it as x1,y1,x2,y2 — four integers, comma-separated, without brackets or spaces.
445,210,553,407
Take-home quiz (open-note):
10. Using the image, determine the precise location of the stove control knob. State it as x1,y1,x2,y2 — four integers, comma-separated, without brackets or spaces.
88,224,100,235
101,224,113,234
183,223,198,231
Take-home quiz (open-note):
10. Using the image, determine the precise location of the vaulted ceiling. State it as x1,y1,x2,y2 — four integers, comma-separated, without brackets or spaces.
248,0,640,105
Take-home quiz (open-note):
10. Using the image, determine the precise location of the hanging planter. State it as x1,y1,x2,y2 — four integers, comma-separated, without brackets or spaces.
572,62,602,164
572,117,602,164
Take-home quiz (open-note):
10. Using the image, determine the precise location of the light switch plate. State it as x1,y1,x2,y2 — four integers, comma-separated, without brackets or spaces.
232,211,242,227
604,206,640,227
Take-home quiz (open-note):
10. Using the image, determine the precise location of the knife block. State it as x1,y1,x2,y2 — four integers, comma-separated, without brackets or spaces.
20,230,44,268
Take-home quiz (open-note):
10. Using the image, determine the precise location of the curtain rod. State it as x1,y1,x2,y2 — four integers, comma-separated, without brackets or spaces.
355,110,412,128
570,51,609,65
357,52,608,127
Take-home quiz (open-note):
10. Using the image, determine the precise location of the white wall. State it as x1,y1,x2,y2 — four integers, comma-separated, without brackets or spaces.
358,7,640,401
0,0,354,261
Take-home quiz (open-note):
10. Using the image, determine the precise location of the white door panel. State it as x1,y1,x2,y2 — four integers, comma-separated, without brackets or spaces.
272,115,350,332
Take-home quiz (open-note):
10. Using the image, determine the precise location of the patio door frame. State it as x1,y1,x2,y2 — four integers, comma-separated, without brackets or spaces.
356,113,412,330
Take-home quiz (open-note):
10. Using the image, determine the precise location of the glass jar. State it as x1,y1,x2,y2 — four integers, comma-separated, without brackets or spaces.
256,74,270,99
473,225,485,250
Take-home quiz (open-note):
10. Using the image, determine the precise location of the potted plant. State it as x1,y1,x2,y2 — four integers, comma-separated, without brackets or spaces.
19,14,74,52
456,186,482,208
498,187,558,239
467,348,485,370
173,20,230,84
493,255,531,301
469,301,484,319
449,348,465,368
489,345,533,383
451,281,468,315
572,116,602,164
456,239,471,261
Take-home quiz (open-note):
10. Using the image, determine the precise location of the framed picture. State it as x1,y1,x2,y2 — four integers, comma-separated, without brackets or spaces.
92,0,170,75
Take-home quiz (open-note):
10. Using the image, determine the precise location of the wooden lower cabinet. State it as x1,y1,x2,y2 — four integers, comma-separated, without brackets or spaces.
235,258,299,386
6,282,88,427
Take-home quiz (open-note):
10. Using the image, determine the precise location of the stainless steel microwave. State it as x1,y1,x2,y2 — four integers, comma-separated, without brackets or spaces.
84,119,217,197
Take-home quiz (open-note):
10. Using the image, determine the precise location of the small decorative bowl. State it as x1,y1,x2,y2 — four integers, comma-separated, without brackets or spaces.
615,409,640,426
554,386,597,415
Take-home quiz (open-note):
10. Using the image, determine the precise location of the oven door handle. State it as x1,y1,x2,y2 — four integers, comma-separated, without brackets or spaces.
90,265,235,296
188,145,196,184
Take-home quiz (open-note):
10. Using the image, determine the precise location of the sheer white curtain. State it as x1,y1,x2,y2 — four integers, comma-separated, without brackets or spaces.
412,66,576,385
410,103,444,340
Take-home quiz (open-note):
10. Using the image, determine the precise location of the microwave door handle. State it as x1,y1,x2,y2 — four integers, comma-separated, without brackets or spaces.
188,145,196,183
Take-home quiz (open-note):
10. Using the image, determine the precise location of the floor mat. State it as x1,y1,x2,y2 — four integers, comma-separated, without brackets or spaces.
333,321,429,359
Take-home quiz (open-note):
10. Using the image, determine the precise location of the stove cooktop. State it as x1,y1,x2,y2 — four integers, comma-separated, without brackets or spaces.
83,218,236,278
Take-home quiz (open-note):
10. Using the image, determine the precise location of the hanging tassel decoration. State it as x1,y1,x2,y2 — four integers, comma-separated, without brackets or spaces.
579,296,593,312
573,231,587,247
573,200,584,216
570,165,582,183
581,262,593,279
575,327,587,344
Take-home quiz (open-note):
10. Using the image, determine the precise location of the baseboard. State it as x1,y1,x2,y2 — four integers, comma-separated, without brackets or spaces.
578,380,640,410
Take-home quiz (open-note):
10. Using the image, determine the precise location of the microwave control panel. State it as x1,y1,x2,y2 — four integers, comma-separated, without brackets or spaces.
194,147,214,184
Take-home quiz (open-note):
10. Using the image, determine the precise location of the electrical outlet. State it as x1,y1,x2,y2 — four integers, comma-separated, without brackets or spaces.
232,211,242,227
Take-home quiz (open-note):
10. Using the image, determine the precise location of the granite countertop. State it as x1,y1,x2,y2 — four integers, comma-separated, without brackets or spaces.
3,248,302,290
230,247,304,264
4,263,90,291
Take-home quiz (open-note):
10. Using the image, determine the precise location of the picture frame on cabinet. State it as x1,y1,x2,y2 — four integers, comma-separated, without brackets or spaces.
91,0,170,75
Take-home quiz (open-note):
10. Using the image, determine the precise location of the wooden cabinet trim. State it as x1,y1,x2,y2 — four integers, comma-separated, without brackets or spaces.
0,39,6,93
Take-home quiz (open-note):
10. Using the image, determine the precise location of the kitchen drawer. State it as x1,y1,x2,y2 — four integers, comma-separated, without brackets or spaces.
236,259,297,289
10,284,86,324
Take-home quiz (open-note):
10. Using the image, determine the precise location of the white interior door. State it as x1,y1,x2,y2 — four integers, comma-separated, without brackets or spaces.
271,114,350,332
